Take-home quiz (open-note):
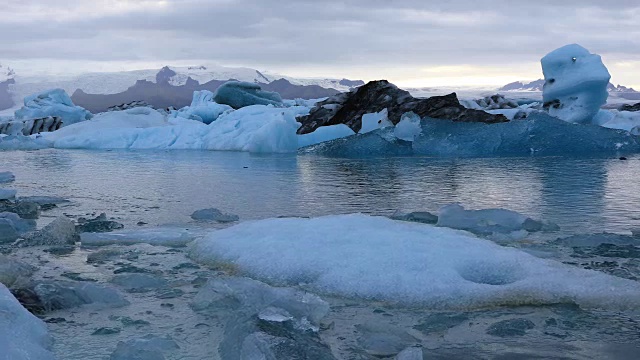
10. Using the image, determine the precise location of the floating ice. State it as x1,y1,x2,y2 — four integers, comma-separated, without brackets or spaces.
190,208,239,222
190,214,640,309
32,281,129,311
600,110,640,132
14,88,92,126
0,171,14,184
213,81,283,109
0,134,52,150
171,90,232,124
23,217,77,246
436,203,556,238
297,124,355,148
80,227,197,247
541,44,611,124
110,335,179,360
0,212,36,233
0,254,35,288
0,283,55,360
0,219,18,244
0,188,17,200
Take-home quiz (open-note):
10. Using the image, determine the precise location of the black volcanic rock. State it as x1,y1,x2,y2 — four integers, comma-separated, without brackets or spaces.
296,80,508,134
620,103,640,112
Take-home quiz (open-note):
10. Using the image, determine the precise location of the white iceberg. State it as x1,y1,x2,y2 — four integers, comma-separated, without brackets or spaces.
14,88,92,126
189,214,640,310
0,283,55,360
541,44,611,125
171,90,232,124
298,124,355,148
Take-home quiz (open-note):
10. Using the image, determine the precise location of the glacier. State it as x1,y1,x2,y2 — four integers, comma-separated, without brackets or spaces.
189,214,640,310
541,44,610,125
14,88,92,126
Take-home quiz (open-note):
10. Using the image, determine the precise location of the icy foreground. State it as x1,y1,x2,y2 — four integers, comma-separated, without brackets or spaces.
0,284,55,360
189,214,640,310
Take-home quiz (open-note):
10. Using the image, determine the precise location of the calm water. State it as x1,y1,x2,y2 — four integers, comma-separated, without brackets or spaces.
4,149,640,359
3,149,640,237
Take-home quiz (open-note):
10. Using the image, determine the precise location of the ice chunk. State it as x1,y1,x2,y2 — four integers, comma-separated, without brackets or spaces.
600,110,640,132
171,90,232,124
14,88,92,126
23,217,77,246
0,254,36,288
0,212,36,233
110,335,179,360
356,321,418,357
80,227,196,247
360,109,393,134
0,171,14,184
258,306,295,323
390,211,438,224
0,283,55,360
0,188,17,200
436,203,555,237
541,44,610,124
189,214,640,309
0,201,41,219
393,112,422,141
191,277,329,326
111,274,168,292
0,218,19,244
297,124,355,148
190,208,239,222
213,81,283,109
396,347,424,360
32,281,129,311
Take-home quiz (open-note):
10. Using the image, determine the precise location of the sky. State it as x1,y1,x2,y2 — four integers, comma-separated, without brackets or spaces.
1,0,639,88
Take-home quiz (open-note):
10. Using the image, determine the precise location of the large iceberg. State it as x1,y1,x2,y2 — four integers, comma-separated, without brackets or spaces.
189,214,640,310
302,112,640,157
541,44,611,125
14,88,92,126
0,283,55,360
171,90,232,124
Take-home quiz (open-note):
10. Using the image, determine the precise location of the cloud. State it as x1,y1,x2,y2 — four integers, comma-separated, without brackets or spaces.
1,0,639,86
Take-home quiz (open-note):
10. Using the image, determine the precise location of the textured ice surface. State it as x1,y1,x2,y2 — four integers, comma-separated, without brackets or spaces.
297,124,355,148
190,214,640,309
0,171,14,183
14,88,92,126
33,281,129,311
393,112,422,141
80,228,196,247
0,254,35,288
436,203,556,238
303,113,640,157
0,188,17,200
360,109,393,134
213,81,283,109
541,44,610,124
171,90,232,124
24,216,77,246
0,212,36,233
0,283,55,360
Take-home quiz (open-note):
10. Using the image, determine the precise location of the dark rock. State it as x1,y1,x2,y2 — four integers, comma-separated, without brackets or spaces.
297,80,508,134
414,313,469,334
44,246,76,256
45,317,67,323
486,318,535,337
76,213,124,233
391,211,438,224
0,116,63,136
113,265,152,274
10,287,45,314
190,208,239,222
472,94,518,110
107,101,152,112
61,272,97,282
620,103,640,112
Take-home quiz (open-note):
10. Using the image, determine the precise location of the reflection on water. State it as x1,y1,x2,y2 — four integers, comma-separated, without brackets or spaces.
3,149,640,235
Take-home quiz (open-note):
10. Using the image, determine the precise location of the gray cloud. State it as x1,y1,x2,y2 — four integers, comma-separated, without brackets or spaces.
1,0,639,85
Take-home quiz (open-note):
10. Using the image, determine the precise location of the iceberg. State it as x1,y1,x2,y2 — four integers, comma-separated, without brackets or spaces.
80,227,197,247
189,214,640,310
0,284,55,360
14,88,92,126
302,112,640,157
541,44,611,125
297,124,355,148
213,81,283,109
171,90,232,124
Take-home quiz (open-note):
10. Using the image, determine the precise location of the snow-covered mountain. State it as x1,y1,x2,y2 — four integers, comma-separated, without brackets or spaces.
1,64,365,113
499,79,638,95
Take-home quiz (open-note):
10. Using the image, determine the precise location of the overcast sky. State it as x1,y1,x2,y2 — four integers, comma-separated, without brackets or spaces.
2,0,639,87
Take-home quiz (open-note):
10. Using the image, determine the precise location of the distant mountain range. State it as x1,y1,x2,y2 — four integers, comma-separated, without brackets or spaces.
499,79,640,100
0,64,365,113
